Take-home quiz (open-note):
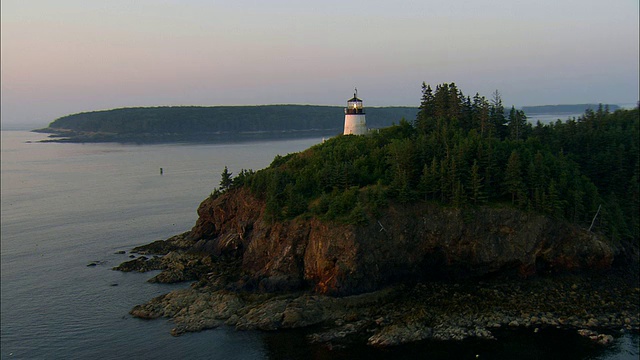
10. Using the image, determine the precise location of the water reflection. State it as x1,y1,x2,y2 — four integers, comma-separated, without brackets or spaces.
259,327,638,360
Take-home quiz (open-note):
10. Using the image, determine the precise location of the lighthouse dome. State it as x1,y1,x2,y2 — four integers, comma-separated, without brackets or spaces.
345,90,364,115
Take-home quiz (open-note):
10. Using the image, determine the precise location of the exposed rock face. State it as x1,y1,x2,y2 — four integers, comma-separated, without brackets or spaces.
188,188,613,296
116,188,638,346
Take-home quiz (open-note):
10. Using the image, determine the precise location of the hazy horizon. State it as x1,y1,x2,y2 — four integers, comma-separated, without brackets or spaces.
2,1,638,127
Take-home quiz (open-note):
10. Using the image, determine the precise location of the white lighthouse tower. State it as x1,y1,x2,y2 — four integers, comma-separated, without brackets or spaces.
343,89,367,135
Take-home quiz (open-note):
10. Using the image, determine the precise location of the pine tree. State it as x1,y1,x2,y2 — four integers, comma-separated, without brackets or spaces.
452,179,467,208
526,151,546,211
472,94,492,138
490,90,507,139
479,140,498,199
447,83,462,120
387,138,417,200
508,106,529,141
470,159,486,205
265,170,285,221
420,157,441,201
418,164,430,200
460,95,474,133
447,152,459,203
504,150,524,204
544,180,564,219
433,83,450,119
439,159,449,203
220,166,233,191
416,83,435,134
568,178,585,223
333,163,348,190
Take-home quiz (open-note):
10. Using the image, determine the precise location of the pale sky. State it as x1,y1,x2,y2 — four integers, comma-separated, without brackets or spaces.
1,0,638,127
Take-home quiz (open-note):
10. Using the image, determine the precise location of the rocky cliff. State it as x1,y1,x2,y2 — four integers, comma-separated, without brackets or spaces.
182,187,613,296
110,98,638,346
114,187,638,345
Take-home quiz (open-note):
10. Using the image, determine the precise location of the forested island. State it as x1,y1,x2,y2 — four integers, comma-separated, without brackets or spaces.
34,105,418,143
522,104,620,115
34,101,625,144
114,83,638,347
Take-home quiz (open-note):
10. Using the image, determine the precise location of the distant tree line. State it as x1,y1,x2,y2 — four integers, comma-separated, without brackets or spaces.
522,104,620,115
219,83,639,246
46,105,419,135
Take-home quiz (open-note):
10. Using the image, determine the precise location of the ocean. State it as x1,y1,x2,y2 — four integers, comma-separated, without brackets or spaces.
1,130,637,359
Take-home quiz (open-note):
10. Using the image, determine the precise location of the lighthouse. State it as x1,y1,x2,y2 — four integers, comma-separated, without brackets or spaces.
343,89,367,135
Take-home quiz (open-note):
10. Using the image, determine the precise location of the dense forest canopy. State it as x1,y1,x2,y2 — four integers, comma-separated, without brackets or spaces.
221,83,639,248
44,105,419,134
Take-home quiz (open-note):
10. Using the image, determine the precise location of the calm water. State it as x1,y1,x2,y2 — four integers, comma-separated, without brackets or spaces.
1,130,637,359
526,113,585,124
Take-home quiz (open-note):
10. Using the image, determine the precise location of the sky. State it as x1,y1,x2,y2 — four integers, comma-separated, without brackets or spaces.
1,0,638,127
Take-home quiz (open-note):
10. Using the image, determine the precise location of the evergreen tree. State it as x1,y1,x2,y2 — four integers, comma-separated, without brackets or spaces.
460,95,474,133
284,183,307,218
508,106,529,141
490,90,507,139
504,150,524,204
418,164,430,200
527,151,546,211
419,157,441,201
479,140,498,199
469,159,486,205
568,176,585,223
439,159,450,203
416,82,435,134
447,152,459,203
433,83,451,119
387,138,417,201
452,180,467,208
472,94,492,138
220,166,233,191
233,168,255,188
447,83,462,120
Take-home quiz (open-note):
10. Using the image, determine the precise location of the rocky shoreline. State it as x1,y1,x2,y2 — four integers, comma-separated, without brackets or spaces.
114,232,639,348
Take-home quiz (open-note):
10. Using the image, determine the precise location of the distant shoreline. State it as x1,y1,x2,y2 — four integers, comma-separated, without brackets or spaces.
30,105,419,144
31,127,342,145
17,102,636,144
521,103,620,114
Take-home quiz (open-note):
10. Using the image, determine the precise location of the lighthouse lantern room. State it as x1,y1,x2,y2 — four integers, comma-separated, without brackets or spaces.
343,88,367,135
